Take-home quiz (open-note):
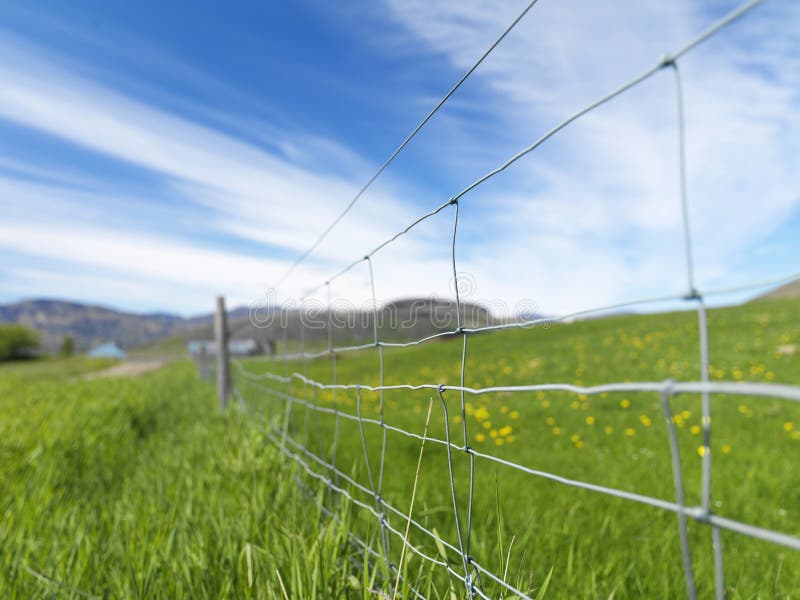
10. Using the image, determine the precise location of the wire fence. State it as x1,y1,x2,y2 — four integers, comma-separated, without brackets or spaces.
211,1,800,597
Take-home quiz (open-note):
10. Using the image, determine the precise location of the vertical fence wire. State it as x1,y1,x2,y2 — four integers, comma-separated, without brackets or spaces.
660,383,697,600
670,59,726,598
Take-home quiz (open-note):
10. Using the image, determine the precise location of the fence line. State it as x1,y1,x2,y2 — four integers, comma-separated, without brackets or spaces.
232,368,800,596
234,367,800,550
233,362,800,402
264,269,800,362
214,0,800,597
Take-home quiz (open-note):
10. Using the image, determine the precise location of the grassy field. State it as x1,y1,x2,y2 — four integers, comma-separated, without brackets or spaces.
1,297,798,598
0,358,381,599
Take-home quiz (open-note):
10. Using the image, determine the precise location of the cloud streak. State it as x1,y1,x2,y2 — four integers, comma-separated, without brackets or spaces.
382,0,800,311
0,2,798,316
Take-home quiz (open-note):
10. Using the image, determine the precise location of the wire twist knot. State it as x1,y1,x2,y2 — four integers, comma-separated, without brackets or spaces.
684,288,702,301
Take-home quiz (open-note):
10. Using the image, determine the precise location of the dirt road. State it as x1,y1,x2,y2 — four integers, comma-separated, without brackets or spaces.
84,359,168,380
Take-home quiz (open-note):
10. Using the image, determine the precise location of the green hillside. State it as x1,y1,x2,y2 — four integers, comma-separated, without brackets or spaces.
1,297,798,598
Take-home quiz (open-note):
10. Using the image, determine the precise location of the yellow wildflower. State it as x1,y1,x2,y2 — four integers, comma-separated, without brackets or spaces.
510,410,520,420
490,429,498,438
690,425,701,435
495,438,504,446
499,425,513,437
474,406,490,421
721,444,731,455
620,399,631,409
639,415,652,427
697,446,707,457
475,433,485,442
552,427,561,435
604,426,613,435
625,428,635,437
585,416,595,425
784,422,794,432
546,417,555,426
541,400,550,409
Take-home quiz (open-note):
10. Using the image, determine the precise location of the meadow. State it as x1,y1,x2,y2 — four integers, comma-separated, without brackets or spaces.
1,296,798,598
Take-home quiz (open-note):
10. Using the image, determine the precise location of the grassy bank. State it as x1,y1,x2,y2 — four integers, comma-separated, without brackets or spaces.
1,297,798,598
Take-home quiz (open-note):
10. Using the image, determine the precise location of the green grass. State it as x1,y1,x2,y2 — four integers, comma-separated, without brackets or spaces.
127,334,191,360
0,359,385,599
0,356,118,383
1,297,798,598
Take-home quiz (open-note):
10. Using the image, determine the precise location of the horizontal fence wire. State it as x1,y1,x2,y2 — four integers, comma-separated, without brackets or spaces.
234,365,800,551
270,271,800,362
221,0,800,597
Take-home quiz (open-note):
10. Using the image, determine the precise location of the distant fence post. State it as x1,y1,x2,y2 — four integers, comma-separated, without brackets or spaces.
197,345,209,380
214,295,230,409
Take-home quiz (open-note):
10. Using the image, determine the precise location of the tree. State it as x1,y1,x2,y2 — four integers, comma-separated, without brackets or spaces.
0,324,41,361
59,335,75,357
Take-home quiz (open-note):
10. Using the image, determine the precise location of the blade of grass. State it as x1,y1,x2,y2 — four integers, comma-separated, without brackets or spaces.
275,568,290,600
392,397,434,599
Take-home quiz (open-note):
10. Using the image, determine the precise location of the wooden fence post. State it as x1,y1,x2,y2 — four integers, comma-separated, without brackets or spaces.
214,295,230,409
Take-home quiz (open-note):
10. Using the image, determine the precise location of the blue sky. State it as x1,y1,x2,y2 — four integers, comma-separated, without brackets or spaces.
0,0,798,316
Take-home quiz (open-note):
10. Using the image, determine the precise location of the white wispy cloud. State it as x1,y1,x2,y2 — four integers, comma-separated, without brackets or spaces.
381,0,800,312
0,2,798,316
0,30,446,310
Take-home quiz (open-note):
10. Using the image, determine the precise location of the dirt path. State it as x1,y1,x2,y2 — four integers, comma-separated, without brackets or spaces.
84,359,168,380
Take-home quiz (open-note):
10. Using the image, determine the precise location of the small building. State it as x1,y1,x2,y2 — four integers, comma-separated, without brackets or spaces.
187,339,261,357
187,340,215,356
87,342,126,359
229,339,260,356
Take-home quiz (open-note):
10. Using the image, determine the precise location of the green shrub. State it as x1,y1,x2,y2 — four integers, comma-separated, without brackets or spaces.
59,335,75,357
0,324,41,361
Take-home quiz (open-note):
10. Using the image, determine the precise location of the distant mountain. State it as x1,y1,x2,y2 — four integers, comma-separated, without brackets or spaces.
0,297,518,355
753,278,800,302
201,297,506,352
0,299,211,352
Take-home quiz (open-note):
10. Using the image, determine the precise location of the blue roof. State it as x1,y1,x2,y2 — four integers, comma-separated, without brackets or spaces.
88,342,126,359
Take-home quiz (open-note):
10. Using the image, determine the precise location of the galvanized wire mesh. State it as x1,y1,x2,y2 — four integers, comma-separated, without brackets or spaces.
227,1,800,597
